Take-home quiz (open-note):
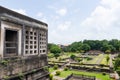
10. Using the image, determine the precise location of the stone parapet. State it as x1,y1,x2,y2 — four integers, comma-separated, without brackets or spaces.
0,54,49,80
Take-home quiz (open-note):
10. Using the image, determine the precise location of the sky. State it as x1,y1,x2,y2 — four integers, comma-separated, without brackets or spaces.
0,0,120,45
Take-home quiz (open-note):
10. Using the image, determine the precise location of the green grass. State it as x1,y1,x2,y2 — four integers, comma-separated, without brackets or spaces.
86,54,103,64
100,54,110,66
59,70,111,80
49,68,55,73
100,54,107,65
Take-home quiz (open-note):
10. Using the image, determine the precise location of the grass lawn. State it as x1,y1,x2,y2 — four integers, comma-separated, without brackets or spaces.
100,54,110,65
59,70,111,80
86,54,102,64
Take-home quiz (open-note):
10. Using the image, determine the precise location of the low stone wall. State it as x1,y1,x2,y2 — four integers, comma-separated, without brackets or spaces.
66,65,112,73
0,54,49,80
64,73,96,80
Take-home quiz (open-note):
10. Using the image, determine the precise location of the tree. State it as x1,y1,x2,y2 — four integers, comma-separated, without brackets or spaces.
69,42,82,52
114,58,120,70
70,54,76,60
109,39,119,51
81,44,91,52
50,45,61,53
50,44,62,59
106,55,110,65
101,44,115,53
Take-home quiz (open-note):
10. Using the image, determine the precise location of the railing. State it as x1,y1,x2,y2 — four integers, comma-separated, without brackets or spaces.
4,41,18,57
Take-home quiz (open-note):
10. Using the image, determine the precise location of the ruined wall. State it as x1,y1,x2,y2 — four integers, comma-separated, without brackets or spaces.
0,54,49,80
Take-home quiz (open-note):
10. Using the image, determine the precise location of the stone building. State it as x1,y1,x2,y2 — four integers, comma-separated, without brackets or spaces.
0,6,49,80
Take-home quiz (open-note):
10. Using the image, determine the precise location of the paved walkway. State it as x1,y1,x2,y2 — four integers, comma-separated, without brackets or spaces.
109,54,113,68
95,54,104,64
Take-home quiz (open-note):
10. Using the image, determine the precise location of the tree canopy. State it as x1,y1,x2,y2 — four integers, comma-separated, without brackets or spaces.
62,39,120,53
48,39,120,53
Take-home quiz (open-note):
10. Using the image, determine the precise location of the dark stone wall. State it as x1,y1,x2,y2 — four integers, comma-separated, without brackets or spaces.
0,54,49,80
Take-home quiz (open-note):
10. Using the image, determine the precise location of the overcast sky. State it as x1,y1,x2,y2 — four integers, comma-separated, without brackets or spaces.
1,0,120,44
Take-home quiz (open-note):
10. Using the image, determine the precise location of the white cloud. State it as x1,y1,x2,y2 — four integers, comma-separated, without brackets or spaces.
37,12,43,17
57,21,71,31
36,12,48,23
56,8,67,16
81,0,120,40
12,9,27,15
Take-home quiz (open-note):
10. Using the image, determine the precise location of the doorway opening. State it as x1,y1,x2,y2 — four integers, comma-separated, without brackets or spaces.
4,29,18,57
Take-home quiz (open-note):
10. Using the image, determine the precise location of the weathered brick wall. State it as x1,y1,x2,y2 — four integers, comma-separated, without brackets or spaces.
0,54,48,79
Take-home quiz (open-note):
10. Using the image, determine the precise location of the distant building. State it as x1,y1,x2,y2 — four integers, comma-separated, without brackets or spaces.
57,44,69,49
0,6,49,80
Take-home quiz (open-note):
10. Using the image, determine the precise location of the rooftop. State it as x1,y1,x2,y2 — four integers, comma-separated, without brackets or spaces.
0,6,48,27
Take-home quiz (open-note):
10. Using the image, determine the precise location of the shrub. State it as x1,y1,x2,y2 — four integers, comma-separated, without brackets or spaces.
49,74,53,80
102,72,106,75
99,64,105,68
70,54,76,60
92,66,96,69
0,60,8,66
18,73,24,80
64,67,68,71
53,64,58,70
59,57,62,61
80,62,84,65
116,69,120,76
44,66,49,71
56,70,61,75
86,57,92,61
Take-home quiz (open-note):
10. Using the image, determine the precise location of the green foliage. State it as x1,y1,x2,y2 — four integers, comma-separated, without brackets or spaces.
116,68,120,76
86,57,92,61
56,70,61,75
50,44,62,53
81,44,90,52
49,74,53,80
32,69,37,73
48,53,54,58
53,64,58,70
99,64,105,68
114,58,120,70
101,44,115,53
64,67,68,71
70,54,76,60
54,53,60,59
49,44,62,59
49,39,120,53
114,54,120,76
61,39,120,53
0,60,8,66
18,72,24,80
3,76,9,80
105,50,111,53
102,72,106,75
80,62,84,65
44,66,49,71
117,54,120,58
59,57,62,61
75,58,82,62
106,55,110,65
